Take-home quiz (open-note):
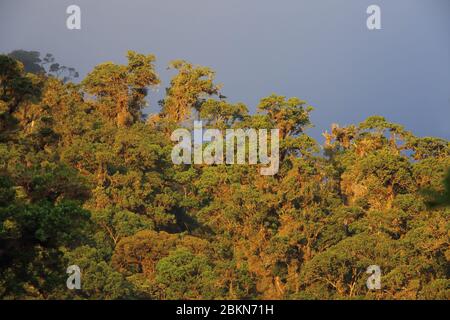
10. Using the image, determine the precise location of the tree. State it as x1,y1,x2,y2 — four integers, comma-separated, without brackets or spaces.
82,51,159,127
153,248,216,299
0,173,90,298
8,50,45,74
1,51,449,300
160,60,220,123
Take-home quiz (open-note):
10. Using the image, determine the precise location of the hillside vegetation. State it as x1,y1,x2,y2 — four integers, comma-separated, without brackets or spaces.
0,51,448,299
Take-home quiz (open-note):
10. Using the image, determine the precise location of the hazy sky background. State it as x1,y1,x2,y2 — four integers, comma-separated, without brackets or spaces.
1,0,449,141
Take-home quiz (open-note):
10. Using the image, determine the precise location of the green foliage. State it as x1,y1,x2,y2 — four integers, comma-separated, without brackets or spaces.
0,52,448,300
423,169,450,208
8,50,45,75
82,51,159,127
154,248,215,299
160,60,220,123
0,174,90,298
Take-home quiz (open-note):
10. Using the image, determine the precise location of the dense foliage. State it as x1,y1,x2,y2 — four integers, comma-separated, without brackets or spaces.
0,51,448,299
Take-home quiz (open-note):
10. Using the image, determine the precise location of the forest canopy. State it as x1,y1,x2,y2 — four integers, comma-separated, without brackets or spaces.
0,50,449,300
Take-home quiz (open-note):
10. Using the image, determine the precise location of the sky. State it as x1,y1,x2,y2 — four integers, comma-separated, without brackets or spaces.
1,0,449,141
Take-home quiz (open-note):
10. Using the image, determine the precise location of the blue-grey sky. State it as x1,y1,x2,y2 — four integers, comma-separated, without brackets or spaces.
1,0,449,141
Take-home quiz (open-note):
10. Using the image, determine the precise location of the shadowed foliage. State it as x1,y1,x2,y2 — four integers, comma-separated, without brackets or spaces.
0,52,448,300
